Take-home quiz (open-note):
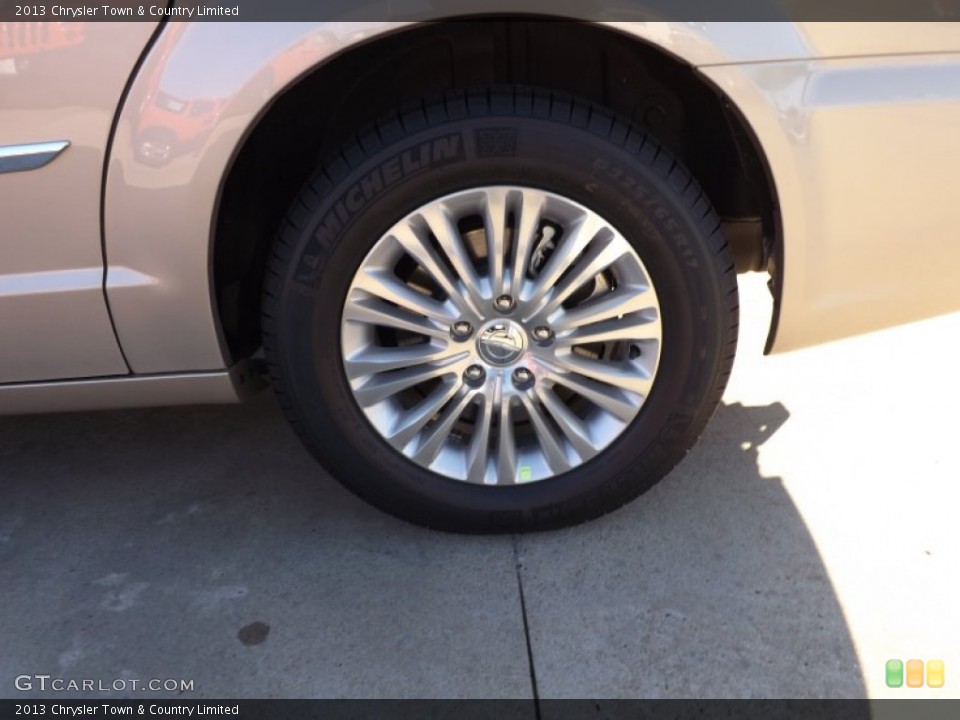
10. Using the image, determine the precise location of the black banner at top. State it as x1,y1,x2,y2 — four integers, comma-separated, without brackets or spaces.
1,0,959,21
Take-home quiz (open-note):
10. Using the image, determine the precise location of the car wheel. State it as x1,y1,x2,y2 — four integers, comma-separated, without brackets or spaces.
262,87,738,533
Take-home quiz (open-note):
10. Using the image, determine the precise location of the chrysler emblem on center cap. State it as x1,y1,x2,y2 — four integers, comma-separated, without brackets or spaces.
476,322,525,365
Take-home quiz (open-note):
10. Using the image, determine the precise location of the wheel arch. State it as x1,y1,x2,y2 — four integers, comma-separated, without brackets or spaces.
214,20,782,364
105,19,782,373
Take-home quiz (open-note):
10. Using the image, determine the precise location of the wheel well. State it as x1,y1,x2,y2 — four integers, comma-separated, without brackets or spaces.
214,19,779,362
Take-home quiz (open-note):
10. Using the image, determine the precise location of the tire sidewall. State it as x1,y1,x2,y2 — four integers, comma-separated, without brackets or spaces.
270,110,730,527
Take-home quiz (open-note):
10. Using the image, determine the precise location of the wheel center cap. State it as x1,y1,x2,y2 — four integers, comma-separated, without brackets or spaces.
476,320,526,366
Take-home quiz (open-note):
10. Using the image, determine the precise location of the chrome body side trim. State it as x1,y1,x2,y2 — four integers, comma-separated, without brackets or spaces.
0,140,70,174
0,266,155,299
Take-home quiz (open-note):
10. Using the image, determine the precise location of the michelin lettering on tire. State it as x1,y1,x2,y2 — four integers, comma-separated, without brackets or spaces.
294,134,466,287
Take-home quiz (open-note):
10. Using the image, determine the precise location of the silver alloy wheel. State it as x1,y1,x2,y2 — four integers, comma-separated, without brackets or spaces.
340,186,662,486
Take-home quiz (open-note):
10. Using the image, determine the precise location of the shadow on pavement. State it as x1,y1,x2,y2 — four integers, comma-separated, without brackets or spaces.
0,393,866,701
519,400,868,701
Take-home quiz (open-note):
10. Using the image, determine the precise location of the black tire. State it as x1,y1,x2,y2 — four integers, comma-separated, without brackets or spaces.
262,87,738,533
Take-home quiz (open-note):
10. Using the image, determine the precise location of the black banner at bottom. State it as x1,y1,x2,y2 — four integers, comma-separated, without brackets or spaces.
0,699,956,720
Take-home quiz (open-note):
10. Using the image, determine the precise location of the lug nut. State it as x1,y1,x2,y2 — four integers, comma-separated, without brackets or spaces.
464,365,486,384
494,294,515,313
513,367,534,387
451,321,472,339
532,326,553,342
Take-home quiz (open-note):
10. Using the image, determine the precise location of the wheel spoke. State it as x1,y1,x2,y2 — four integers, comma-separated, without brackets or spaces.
551,353,653,398
530,230,628,319
509,189,546,296
523,211,605,307
387,377,462,447
351,356,464,405
466,387,496,484
351,267,455,323
557,311,661,347
412,387,476,466
419,205,486,310
520,394,571,474
552,283,652,331
535,385,599,462
540,361,639,421
343,297,450,341
483,188,509,299
345,343,465,381
391,221,478,316
496,397,518,484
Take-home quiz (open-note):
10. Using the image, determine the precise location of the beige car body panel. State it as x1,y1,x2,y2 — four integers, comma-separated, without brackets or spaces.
105,22,391,373
0,22,160,383
0,369,240,416
701,52,960,351
2,20,960,410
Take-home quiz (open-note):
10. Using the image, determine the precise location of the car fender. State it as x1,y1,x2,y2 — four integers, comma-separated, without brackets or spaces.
104,19,960,373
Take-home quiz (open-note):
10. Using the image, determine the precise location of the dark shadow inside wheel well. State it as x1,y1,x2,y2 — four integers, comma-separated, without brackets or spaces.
214,19,779,363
